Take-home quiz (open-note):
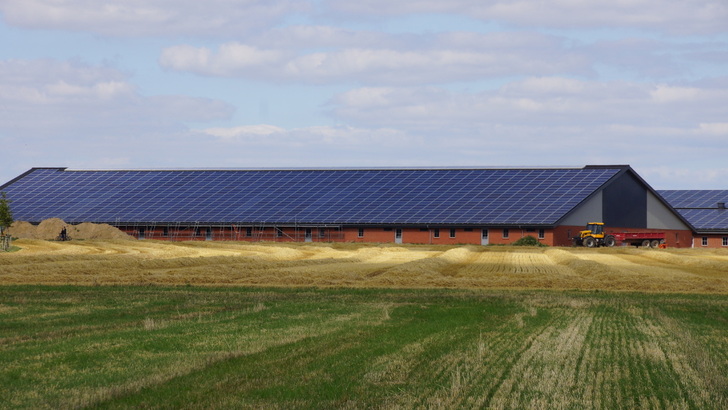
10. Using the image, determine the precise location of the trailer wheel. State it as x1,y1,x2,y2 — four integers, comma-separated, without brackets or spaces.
641,239,651,248
583,236,596,248
650,240,660,248
604,235,616,247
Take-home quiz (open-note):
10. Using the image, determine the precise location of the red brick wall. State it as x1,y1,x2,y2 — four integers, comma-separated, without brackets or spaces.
343,227,551,245
119,226,347,242
693,234,728,248
118,224,695,248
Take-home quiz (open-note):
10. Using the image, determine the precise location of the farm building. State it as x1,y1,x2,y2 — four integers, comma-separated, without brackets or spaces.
658,190,728,248
0,165,694,247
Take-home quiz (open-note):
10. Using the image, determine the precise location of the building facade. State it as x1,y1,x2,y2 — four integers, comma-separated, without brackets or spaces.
1,165,694,247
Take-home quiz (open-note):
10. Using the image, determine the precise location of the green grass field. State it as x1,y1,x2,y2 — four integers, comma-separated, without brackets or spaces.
1,286,726,409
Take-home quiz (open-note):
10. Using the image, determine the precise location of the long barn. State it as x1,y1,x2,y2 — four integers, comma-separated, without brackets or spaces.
0,165,694,247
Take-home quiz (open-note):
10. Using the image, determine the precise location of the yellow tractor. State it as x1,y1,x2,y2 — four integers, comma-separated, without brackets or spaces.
573,222,616,247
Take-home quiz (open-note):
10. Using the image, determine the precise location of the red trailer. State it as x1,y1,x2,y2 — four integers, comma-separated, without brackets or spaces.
573,223,667,248
611,232,666,248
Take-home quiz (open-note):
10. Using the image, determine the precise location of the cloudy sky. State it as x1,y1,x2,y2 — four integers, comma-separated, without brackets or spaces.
1,0,727,189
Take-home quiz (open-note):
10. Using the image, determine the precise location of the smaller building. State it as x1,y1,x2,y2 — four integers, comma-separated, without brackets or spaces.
658,190,728,248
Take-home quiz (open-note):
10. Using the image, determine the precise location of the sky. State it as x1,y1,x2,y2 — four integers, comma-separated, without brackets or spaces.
1,0,727,189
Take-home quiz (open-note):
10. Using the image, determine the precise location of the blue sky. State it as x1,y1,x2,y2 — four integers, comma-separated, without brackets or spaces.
1,0,727,189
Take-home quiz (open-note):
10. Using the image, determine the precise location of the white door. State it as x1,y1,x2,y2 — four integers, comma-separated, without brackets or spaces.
481,229,489,245
395,228,403,244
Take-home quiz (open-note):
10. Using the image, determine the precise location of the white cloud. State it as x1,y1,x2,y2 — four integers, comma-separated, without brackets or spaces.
0,0,306,37
323,0,728,34
199,124,286,139
0,59,233,136
3,0,726,37
159,32,591,84
698,122,728,135
650,85,704,103
160,44,286,77
158,27,723,85
185,119,728,189
196,124,414,147
330,77,728,130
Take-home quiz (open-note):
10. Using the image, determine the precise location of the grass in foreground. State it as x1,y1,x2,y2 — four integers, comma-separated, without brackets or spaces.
1,286,726,409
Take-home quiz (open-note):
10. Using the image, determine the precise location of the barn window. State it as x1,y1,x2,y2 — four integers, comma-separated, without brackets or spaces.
449,229,456,238
723,237,727,246
434,228,440,238
538,229,545,239
163,227,169,237
276,228,283,237
319,228,326,238
246,227,252,237
702,237,708,246
358,228,364,238
503,229,509,239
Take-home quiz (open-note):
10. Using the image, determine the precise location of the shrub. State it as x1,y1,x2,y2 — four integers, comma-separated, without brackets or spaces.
512,235,547,247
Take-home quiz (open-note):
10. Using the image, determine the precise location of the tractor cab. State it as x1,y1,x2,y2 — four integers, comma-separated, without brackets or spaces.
584,222,604,236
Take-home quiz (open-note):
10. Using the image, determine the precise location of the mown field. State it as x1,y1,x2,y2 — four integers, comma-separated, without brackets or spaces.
2,239,728,293
1,240,727,408
1,287,726,408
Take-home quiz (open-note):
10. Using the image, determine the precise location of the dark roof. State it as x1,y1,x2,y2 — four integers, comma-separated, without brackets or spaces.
659,190,728,232
1,166,623,226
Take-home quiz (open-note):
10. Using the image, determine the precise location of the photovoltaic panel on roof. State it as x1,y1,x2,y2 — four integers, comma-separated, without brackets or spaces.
659,190,728,209
2,167,621,225
673,209,728,231
659,190,728,231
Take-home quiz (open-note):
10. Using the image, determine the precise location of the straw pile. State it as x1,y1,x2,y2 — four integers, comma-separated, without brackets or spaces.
7,218,134,240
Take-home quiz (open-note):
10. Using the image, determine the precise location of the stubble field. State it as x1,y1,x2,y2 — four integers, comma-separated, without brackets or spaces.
1,240,727,408
2,239,728,292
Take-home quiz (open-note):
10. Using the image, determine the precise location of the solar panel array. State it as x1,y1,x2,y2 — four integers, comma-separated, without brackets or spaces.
2,167,621,226
659,190,728,231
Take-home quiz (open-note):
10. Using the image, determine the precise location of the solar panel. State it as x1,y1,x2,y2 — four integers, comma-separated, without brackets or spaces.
2,167,621,225
659,190,728,209
659,190,728,231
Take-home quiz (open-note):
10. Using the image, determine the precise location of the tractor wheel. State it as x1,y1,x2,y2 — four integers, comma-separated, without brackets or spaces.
583,236,596,248
604,235,616,247
650,240,660,248
641,239,651,248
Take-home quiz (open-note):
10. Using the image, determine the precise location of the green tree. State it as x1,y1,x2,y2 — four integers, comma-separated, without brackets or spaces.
0,191,14,251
